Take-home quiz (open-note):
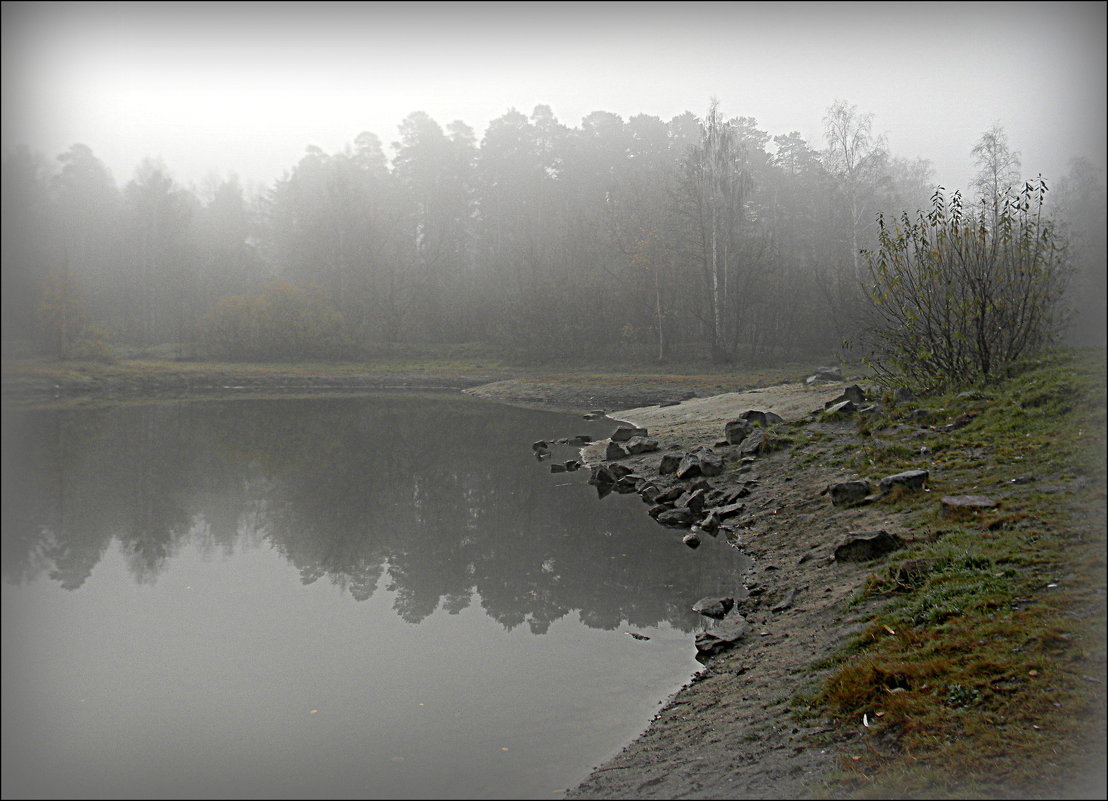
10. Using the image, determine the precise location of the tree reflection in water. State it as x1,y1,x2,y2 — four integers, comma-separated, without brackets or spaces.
1,394,747,633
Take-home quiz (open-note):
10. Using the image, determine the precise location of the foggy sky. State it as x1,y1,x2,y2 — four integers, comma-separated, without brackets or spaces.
2,1,1105,195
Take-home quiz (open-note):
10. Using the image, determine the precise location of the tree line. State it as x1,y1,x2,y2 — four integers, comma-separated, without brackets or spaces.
2,101,1103,365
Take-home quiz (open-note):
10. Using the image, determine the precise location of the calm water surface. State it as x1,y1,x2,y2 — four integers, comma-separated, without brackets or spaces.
1,393,748,799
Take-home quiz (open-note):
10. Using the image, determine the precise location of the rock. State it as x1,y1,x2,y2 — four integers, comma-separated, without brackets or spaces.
879,469,930,494
569,434,593,445
658,453,681,475
587,464,616,486
654,486,684,504
656,507,696,528
676,453,703,480
824,385,866,408
893,387,915,403
815,365,843,380
694,612,751,657
834,530,905,562
624,436,660,455
647,504,669,519
713,501,746,519
611,426,649,442
608,463,635,480
676,488,708,514
639,484,661,503
941,494,998,518
550,463,567,473
605,440,630,460
738,409,783,427
737,428,766,455
658,400,681,407
614,475,642,494
823,399,858,417
682,531,701,549
825,479,873,507
697,511,721,535
692,596,734,619
698,450,724,476
564,460,581,472
724,418,754,445
532,440,549,451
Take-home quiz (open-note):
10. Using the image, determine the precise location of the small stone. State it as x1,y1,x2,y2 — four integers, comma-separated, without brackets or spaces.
682,531,702,549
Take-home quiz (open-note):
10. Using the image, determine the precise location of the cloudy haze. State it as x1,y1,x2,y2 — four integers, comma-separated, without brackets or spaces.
3,0,1105,195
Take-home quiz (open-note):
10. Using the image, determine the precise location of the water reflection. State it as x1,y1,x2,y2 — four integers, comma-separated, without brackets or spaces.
2,394,746,635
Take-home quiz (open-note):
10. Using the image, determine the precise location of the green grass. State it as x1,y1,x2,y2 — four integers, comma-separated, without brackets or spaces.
805,348,1107,798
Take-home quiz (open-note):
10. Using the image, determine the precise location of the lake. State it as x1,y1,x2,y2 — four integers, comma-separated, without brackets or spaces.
1,392,748,799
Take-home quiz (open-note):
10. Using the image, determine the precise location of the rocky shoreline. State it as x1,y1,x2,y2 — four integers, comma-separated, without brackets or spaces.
492,378,915,799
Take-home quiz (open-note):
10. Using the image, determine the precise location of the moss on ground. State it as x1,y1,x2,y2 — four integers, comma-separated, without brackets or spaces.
806,348,1107,798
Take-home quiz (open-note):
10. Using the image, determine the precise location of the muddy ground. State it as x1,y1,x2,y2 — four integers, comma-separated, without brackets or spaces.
472,378,924,799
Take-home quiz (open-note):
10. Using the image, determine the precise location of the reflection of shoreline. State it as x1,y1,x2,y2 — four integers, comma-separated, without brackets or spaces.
2,396,745,635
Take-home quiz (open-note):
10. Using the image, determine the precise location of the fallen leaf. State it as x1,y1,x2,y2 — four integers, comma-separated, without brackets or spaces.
883,624,896,635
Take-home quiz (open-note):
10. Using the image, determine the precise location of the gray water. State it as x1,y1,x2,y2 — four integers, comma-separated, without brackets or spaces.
1,392,748,799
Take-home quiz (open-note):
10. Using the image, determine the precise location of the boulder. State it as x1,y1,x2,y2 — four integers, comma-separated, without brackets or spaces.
614,475,642,494
658,453,681,475
879,469,930,494
834,530,905,562
550,463,567,473
694,612,751,657
639,484,661,504
737,429,767,456
713,501,746,519
611,426,649,442
893,387,915,403
676,452,703,480
608,463,635,480
654,486,684,504
697,511,721,535
698,450,724,476
692,596,734,619
587,464,616,486
825,479,873,507
624,436,660,455
564,460,581,472
605,440,630,461
737,409,783,427
656,507,696,528
824,385,866,408
823,399,858,417
532,440,549,451
676,488,708,514
682,531,701,549
941,495,998,518
724,418,754,445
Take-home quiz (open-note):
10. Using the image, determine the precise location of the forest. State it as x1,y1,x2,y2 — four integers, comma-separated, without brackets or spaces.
3,100,1105,368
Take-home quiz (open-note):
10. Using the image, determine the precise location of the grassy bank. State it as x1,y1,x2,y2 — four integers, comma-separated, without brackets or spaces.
804,348,1106,798
0,347,813,410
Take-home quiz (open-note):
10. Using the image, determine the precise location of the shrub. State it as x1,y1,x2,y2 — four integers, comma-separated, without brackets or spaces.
859,179,1071,393
201,281,349,360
